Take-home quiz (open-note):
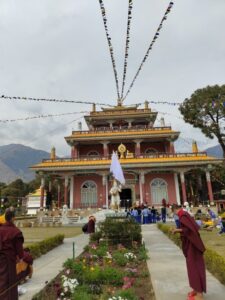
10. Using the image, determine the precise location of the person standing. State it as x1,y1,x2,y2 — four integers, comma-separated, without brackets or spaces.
171,205,206,300
161,206,167,223
87,216,96,234
151,206,156,223
0,208,24,300
142,206,149,224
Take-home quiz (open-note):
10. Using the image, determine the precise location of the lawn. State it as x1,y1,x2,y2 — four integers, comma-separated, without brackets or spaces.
21,226,82,246
200,229,225,259
166,222,225,259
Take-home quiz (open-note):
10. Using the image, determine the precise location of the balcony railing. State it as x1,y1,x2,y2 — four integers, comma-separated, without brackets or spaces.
42,152,208,163
72,126,172,135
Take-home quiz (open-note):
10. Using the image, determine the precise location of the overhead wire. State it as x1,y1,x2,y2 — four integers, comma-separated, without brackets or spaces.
98,0,121,100
121,0,133,99
0,111,89,123
0,94,113,107
123,1,174,101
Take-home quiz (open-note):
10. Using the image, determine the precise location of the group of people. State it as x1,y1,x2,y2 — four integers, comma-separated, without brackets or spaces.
0,208,33,300
126,205,167,224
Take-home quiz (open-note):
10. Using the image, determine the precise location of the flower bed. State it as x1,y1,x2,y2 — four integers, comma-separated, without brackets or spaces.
33,217,155,300
157,223,225,285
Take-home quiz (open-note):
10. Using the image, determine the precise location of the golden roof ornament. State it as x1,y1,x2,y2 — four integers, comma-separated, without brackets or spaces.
117,98,123,107
118,143,126,159
192,141,198,153
50,146,56,160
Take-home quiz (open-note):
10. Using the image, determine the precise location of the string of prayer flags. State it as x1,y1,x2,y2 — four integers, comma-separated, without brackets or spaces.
0,95,114,107
121,0,133,99
98,0,121,100
123,1,175,100
0,111,89,123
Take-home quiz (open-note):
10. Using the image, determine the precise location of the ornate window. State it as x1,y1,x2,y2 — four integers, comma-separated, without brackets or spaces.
150,178,168,205
145,148,158,157
87,151,100,157
81,181,97,207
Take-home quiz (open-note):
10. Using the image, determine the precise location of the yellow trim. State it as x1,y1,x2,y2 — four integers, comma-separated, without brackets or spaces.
66,129,178,139
31,155,217,169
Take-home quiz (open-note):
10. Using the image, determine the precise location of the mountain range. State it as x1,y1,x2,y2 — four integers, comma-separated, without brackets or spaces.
0,144,50,183
0,143,223,184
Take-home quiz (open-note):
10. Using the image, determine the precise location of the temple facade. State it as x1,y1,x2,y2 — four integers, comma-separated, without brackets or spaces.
31,101,222,209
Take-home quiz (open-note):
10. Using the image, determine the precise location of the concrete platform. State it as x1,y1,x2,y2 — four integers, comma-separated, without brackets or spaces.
142,224,225,300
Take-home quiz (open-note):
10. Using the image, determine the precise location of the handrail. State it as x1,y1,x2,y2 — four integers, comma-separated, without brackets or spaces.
42,152,208,163
71,126,172,135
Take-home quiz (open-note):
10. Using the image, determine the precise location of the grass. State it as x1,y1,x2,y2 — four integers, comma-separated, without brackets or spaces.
164,222,225,259
21,227,82,246
199,229,225,259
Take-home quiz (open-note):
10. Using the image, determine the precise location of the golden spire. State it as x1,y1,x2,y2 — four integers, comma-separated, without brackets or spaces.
192,141,198,153
50,146,56,160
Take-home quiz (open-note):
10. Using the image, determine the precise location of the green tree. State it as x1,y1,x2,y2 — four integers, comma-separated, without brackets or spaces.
179,84,225,157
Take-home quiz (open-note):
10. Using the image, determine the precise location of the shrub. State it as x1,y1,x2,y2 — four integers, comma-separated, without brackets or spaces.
99,217,142,247
157,223,225,285
101,266,123,286
83,265,102,284
28,234,64,259
113,251,128,266
63,260,83,279
204,248,225,285
90,231,102,243
91,244,108,258
114,288,138,300
72,286,93,300
137,245,149,261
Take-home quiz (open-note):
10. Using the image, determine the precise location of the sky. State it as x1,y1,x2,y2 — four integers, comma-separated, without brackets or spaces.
0,0,225,156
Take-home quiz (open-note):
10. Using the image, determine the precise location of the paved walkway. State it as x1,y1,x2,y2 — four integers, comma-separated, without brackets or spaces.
20,234,89,300
142,224,225,300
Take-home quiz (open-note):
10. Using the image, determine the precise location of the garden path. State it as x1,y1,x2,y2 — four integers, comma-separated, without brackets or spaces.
19,233,89,300
142,224,225,300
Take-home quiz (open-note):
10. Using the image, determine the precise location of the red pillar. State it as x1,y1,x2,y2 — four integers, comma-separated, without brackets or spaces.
206,171,214,204
57,184,61,208
139,172,145,204
64,177,69,205
40,177,45,208
135,140,142,157
169,142,175,154
71,144,79,159
180,172,187,203
102,142,109,158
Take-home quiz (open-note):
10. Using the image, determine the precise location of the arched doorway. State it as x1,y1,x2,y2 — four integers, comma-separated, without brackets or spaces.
81,181,97,207
150,178,168,205
120,188,132,208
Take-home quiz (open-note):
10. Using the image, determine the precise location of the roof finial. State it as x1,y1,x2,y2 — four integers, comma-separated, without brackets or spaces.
117,98,122,106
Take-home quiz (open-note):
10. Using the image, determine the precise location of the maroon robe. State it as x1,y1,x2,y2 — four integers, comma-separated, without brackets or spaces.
178,209,206,293
87,219,95,234
0,222,24,300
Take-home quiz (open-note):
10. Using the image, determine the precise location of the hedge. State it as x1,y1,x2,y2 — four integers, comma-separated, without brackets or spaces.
157,223,225,285
28,234,64,259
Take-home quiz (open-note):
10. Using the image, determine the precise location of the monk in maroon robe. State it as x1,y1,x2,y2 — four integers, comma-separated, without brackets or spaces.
0,209,24,300
87,216,96,234
172,205,206,300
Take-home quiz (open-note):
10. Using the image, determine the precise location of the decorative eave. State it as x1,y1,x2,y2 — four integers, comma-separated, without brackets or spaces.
65,128,180,144
30,154,222,172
